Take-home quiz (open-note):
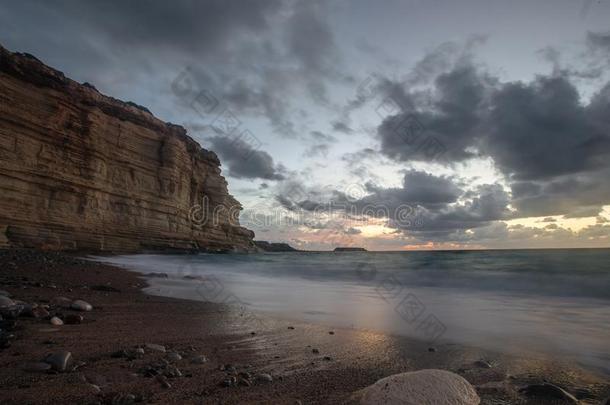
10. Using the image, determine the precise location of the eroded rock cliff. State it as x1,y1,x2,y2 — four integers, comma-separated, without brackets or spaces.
0,45,255,252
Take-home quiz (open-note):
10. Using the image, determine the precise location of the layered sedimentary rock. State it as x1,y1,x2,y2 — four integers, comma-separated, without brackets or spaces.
0,45,255,252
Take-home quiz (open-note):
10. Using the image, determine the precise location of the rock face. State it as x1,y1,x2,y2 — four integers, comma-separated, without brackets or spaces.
0,45,255,252
355,369,480,405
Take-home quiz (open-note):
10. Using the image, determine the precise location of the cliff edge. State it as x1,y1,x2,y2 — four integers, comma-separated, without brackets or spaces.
0,45,255,252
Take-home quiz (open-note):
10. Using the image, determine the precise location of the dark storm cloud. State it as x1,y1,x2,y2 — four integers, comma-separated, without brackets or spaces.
0,0,281,53
587,31,610,53
207,136,285,181
378,64,494,162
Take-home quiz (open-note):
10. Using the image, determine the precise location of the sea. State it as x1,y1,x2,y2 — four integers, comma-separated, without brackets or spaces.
95,249,610,374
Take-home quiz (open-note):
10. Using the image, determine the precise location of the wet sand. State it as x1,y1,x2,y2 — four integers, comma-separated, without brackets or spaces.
0,250,608,404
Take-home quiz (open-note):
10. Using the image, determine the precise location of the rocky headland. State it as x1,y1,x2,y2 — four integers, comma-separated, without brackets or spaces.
0,45,254,253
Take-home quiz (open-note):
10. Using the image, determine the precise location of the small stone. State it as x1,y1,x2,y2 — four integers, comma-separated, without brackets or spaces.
222,376,237,387
71,300,93,311
145,343,166,352
0,296,15,308
156,375,172,388
328,331,335,335
312,348,319,354
32,306,50,319
50,316,63,326
23,362,52,372
287,326,295,330
323,356,332,361
191,355,207,364
428,347,437,352
255,373,273,383
134,347,145,355
44,351,72,372
89,384,101,393
166,352,182,362
64,314,83,324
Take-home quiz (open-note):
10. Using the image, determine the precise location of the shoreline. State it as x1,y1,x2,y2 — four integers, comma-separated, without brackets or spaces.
0,250,608,404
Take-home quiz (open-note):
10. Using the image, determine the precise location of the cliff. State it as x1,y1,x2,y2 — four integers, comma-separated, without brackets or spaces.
0,45,255,252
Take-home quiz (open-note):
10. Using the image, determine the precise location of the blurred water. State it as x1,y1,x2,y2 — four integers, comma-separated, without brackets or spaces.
96,249,610,374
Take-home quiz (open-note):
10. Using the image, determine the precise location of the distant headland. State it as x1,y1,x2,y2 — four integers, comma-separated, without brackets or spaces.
333,247,367,252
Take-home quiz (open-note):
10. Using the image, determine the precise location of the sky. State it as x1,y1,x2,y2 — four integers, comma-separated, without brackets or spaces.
1,0,610,250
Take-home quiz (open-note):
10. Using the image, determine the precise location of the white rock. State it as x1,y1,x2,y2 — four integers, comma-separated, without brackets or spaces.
50,316,64,326
357,369,480,405
71,300,93,311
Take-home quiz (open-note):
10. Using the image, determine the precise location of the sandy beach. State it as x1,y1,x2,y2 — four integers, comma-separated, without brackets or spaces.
0,250,608,404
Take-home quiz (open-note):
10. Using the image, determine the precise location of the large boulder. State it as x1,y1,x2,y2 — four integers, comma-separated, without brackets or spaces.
356,369,480,405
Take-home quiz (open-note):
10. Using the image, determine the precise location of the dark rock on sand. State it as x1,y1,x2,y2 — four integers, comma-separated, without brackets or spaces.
166,352,182,362
91,285,121,293
0,295,15,308
255,373,273,383
64,314,83,324
520,383,579,403
44,351,72,372
191,355,207,364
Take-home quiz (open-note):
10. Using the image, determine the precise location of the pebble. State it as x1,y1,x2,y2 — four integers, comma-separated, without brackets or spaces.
50,316,63,326
328,331,335,335
71,300,93,311
191,355,207,364
23,362,52,372
287,326,295,330
0,296,15,308
520,383,579,404
255,373,273,383
145,343,166,352
221,377,235,387
312,348,319,354
32,306,50,319
64,314,83,324
156,375,172,388
323,356,333,361
166,352,182,362
428,347,437,352
89,384,101,393
44,351,73,372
